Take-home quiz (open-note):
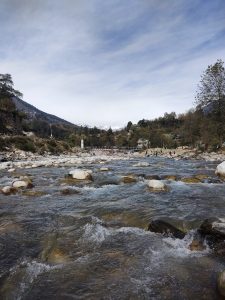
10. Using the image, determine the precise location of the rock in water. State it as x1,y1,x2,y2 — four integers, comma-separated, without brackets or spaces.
122,175,137,184
99,167,110,172
1,186,17,195
218,271,225,297
147,219,185,239
200,218,225,239
68,169,93,180
215,161,225,178
147,179,166,191
12,180,33,189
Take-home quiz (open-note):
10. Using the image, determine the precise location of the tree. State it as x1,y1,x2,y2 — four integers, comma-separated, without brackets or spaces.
126,121,133,131
0,74,23,98
195,59,225,145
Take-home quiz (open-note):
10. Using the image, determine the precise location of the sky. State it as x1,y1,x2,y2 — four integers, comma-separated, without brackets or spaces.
0,0,225,128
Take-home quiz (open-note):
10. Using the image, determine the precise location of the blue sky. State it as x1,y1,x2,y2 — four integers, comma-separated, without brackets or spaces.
0,0,225,128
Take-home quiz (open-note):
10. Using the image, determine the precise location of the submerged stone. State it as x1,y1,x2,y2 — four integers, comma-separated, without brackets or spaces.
122,175,137,184
163,175,177,181
180,177,201,184
60,188,80,196
22,190,46,197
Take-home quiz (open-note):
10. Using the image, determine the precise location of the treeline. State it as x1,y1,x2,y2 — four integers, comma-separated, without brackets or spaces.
67,59,225,151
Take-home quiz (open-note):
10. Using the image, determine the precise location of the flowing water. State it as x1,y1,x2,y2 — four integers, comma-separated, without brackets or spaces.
0,157,225,299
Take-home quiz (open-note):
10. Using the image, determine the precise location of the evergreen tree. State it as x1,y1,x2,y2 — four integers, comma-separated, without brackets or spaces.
0,74,23,98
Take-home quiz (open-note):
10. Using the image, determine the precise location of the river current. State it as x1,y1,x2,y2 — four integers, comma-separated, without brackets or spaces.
0,156,225,299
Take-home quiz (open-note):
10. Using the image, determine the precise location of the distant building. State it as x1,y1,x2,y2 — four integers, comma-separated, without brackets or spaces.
137,138,149,149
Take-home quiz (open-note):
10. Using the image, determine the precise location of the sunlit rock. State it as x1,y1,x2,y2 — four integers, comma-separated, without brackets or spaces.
68,169,93,180
1,186,17,195
12,180,33,189
215,161,225,177
147,179,166,191
99,167,110,171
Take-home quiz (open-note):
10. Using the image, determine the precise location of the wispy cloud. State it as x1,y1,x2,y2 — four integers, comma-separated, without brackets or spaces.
0,0,225,127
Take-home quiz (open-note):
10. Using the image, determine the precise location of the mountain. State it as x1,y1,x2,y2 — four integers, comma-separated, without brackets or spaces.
12,97,75,127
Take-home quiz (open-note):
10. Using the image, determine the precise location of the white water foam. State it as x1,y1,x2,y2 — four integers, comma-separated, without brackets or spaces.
82,223,111,243
162,230,210,258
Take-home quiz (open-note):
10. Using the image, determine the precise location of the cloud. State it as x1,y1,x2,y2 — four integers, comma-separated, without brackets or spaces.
0,0,225,128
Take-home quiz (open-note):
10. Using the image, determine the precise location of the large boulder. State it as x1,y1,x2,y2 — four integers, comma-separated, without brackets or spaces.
147,179,167,191
68,169,93,180
147,218,185,239
215,161,225,177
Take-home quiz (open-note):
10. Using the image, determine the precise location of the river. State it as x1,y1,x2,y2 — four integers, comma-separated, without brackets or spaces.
0,156,225,299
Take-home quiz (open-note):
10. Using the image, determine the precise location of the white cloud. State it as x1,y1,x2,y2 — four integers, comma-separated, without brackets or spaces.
0,0,225,128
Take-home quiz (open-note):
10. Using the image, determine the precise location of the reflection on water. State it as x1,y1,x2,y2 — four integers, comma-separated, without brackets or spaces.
0,157,225,299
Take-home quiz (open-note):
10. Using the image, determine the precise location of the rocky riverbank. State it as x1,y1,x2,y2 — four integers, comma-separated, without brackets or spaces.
0,149,136,171
144,147,225,161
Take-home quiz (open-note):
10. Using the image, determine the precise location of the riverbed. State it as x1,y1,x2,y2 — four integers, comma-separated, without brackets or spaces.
0,157,225,299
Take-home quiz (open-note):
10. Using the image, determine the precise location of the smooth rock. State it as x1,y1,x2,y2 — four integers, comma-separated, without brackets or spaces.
1,186,17,195
148,219,185,239
12,180,33,189
68,169,93,180
99,167,110,171
215,161,225,177
147,179,166,191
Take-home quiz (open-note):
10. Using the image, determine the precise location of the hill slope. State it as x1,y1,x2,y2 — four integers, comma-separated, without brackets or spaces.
12,97,75,126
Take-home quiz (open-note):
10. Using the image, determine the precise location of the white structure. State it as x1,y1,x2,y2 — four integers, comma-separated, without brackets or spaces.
137,138,149,149
81,139,84,149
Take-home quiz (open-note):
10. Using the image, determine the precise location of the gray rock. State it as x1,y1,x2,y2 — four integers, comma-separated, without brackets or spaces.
147,219,185,239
